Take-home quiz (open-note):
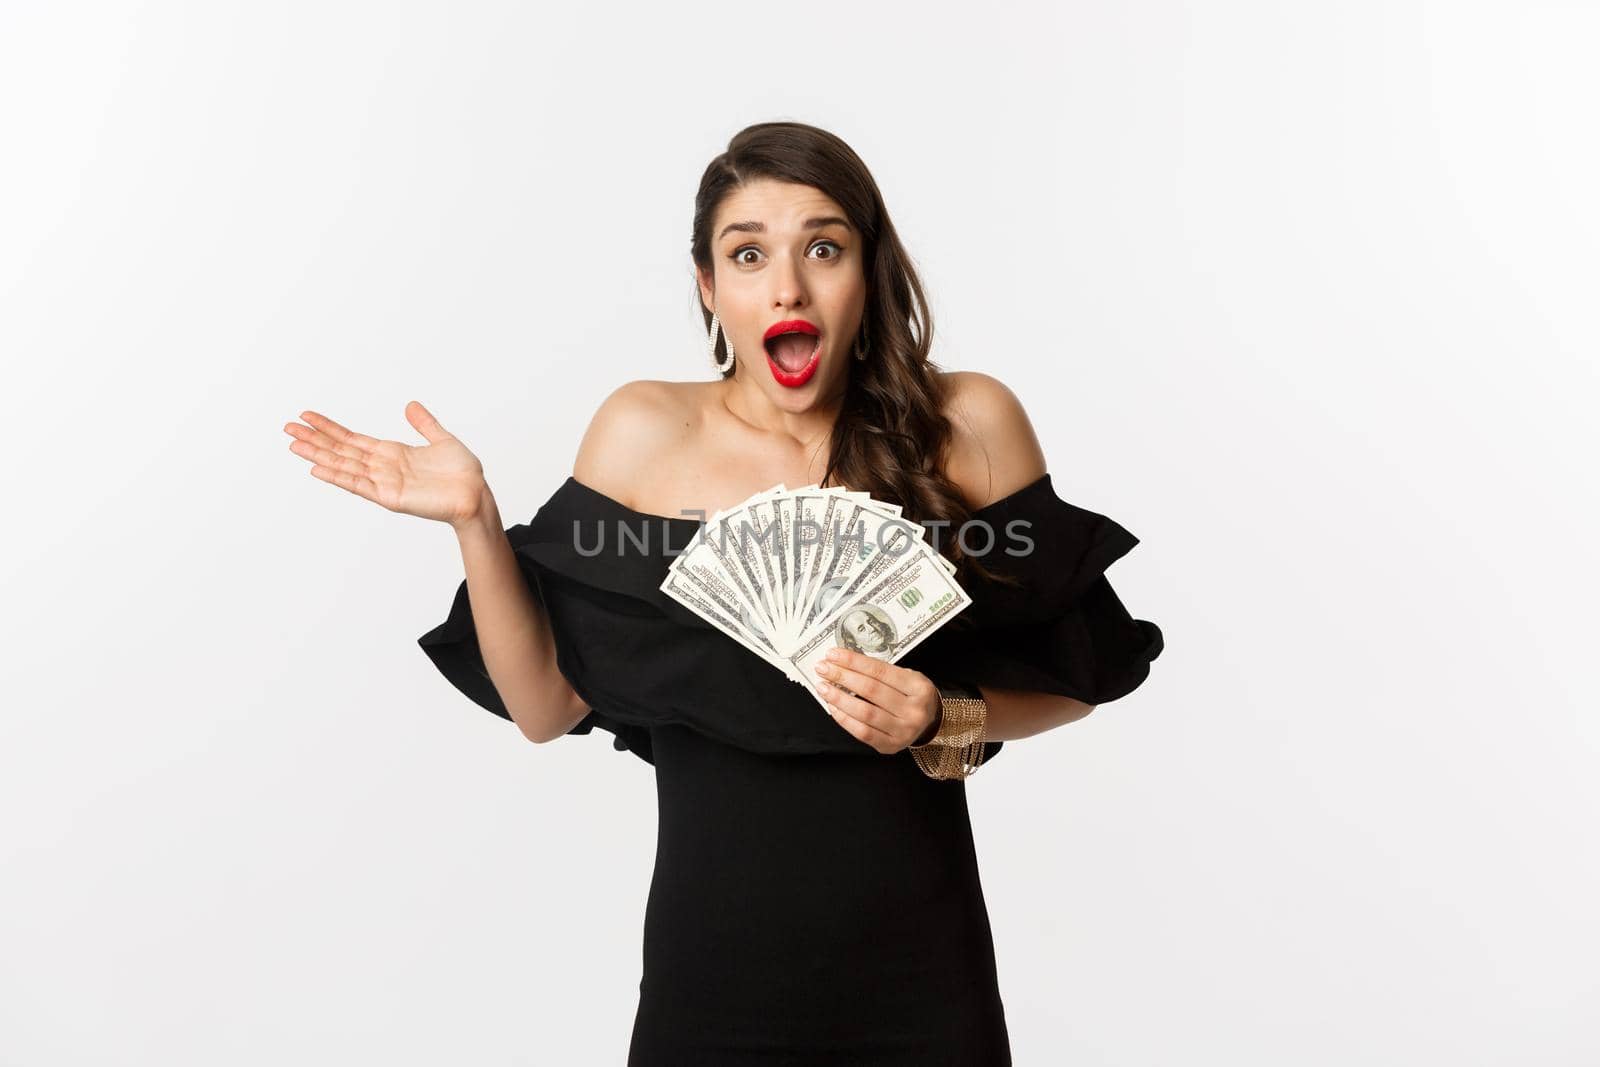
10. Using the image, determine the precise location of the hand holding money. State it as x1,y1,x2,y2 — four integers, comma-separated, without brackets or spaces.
658,481,972,724
812,646,943,754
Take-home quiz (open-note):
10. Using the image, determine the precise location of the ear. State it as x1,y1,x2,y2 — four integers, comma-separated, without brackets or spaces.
694,263,715,315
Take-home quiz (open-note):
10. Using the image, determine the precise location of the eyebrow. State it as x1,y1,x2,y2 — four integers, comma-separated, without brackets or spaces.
717,215,853,242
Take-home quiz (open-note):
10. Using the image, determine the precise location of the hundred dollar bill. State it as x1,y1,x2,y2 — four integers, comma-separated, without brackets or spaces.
783,490,846,648
660,558,808,685
787,491,954,630
785,545,973,707
791,512,931,650
766,494,798,639
673,497,783,641
659,482,968,695
789,499,885,646
713,493,790,637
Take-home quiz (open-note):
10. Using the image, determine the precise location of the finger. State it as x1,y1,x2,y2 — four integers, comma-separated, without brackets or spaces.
307,461,383,506
816,661,904,716
287,437,371,481
822,697,870,746
817,680,895,748
405,400,452,445
299,410,384,454
825,648,912,699
285,420,371,466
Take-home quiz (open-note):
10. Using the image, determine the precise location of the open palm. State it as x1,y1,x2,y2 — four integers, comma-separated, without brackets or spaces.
284,400,487,526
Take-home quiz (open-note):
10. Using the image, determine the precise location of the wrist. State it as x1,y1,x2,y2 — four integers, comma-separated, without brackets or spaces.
909,680,991,780
912,681,987,746
451,484,502,539
912,696,944,747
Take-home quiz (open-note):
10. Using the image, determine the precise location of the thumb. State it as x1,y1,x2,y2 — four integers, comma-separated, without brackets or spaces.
405,400,452,444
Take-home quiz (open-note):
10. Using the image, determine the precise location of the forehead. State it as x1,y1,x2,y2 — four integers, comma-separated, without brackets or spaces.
713,179,848,236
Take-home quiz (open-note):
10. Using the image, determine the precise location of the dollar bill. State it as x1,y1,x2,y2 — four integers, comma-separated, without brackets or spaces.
785,546,973,705
660,483,972,711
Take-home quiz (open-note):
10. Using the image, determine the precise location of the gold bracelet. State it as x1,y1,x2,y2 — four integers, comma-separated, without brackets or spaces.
910,684,990,780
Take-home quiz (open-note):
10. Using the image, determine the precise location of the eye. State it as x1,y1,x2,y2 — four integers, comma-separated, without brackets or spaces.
729,239,845,266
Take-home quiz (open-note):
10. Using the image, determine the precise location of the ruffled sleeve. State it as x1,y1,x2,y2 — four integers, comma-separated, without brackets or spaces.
415,477,880,766
415,518,655,762
897,474,1164,754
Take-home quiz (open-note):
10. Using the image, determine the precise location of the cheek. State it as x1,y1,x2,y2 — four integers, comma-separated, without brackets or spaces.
819,273,867,307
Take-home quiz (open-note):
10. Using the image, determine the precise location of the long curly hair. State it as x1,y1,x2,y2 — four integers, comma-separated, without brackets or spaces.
689,121,1019,592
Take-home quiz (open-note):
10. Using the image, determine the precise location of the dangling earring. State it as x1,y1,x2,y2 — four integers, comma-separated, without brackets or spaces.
709,309,735,373
853,322,870,361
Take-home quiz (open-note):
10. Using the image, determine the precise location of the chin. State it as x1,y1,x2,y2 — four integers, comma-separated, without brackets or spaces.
771,370,843,406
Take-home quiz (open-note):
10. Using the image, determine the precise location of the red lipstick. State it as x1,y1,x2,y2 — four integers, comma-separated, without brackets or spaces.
762,319,822,388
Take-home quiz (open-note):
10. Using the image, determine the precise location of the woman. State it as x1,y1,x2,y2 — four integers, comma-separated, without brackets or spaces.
285,121,1163,1065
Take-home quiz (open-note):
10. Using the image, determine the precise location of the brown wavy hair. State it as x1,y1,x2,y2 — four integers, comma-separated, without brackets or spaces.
689,120,1020,593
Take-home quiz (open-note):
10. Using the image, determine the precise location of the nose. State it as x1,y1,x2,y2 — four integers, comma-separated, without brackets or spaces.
768,252,809,310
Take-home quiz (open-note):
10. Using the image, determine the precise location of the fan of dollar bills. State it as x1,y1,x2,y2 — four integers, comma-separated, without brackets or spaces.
658,483,973,711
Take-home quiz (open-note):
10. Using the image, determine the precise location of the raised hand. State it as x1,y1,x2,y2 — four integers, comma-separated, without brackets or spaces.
284,401,489,527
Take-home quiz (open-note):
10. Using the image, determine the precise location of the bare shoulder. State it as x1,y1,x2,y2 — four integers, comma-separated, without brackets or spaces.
571,380,700,509
937,370,1048,509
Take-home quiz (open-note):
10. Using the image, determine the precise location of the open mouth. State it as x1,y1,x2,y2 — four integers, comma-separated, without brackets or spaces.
763,330,822,373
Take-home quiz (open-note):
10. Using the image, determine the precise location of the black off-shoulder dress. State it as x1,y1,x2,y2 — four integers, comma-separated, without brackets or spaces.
417,473,1163,1065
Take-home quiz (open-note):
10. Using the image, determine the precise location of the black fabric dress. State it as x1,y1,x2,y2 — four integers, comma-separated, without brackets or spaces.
417,473,1164,1065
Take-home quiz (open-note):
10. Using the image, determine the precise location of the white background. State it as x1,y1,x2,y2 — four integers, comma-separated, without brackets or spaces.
2,1,1595,1063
